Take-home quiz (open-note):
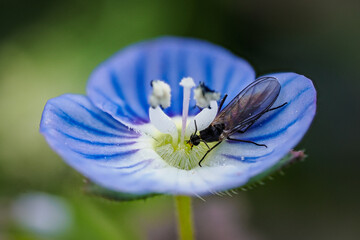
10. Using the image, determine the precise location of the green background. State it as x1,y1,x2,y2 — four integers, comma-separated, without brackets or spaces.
1,0,359,239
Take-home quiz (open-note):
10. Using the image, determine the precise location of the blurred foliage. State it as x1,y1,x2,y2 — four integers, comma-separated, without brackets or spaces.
0,0,359,239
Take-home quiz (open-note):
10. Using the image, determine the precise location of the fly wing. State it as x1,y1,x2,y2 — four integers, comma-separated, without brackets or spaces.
212,77,281,134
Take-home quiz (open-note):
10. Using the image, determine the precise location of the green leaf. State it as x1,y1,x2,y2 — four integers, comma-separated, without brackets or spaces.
83,180,160,202
240,150,307,190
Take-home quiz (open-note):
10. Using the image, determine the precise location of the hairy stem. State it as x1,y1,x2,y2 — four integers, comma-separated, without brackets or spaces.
174,196,194,240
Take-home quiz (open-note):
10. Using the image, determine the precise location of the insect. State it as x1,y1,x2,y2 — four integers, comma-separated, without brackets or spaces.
187,76,287,167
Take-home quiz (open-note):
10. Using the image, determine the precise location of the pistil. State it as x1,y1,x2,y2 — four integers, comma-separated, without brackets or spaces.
179,77,196,144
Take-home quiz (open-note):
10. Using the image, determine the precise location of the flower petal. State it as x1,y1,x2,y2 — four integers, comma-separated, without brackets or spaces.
86,37,255,130
40,94,165,191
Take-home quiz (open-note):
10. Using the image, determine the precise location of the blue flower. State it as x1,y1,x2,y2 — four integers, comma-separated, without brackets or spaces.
40,37,316,196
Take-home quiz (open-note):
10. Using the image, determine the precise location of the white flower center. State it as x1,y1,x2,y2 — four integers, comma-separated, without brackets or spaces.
148,78,219,170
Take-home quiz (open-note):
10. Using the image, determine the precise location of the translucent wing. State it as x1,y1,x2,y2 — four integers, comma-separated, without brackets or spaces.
212,76,281,135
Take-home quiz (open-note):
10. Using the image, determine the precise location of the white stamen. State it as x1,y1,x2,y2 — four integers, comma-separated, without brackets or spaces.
194,83,220,108
186,100,218,136
149,106,178,144
179,77,196,144
149,80,171,108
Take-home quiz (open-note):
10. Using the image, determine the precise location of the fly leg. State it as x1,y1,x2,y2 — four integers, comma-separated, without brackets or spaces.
198,141,222,167
266,102,287,112
200,140,210,150
218,94,228,113
227,137,267,148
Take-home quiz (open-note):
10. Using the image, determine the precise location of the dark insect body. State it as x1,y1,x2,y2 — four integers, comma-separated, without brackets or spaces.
188,76,287,167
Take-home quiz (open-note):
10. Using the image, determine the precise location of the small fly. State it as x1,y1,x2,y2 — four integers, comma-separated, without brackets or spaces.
187,76,287,167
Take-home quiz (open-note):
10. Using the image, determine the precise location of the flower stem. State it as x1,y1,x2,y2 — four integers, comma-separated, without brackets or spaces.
174,196,194,240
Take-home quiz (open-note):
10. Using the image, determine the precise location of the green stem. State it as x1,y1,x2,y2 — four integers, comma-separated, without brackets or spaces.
174,196,194,240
